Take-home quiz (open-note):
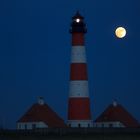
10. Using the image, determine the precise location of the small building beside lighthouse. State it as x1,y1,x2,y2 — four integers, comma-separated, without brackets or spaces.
94,101,140,128
17,97,66,130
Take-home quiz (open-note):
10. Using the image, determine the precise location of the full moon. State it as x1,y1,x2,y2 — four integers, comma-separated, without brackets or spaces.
115,27,126,38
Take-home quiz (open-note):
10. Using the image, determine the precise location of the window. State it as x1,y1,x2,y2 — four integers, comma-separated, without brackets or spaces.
32,124,36,129
94,123,97,127
78,124,81,128
18,124,21,129
68,124,71,127
109,124,113,128
101,124,104,127
24,124,27,130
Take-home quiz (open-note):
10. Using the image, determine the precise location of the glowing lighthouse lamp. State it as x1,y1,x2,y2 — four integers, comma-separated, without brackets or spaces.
76,18,80,23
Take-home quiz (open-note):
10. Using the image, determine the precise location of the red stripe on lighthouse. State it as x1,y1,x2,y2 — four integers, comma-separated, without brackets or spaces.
70,63,88,80
72,33,84,46
68,98,91,120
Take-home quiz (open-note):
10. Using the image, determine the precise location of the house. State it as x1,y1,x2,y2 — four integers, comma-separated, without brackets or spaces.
17,97,66,130
94,101,140,128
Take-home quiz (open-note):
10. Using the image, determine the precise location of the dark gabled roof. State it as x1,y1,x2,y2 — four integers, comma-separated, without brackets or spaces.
17,103,66,128
95,102,140,128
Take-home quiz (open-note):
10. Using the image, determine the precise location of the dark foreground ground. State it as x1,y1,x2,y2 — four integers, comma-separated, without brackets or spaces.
0,128,140,140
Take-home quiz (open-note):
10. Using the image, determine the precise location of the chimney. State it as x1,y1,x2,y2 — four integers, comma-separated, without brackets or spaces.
38,97,45,105
113,100,117,107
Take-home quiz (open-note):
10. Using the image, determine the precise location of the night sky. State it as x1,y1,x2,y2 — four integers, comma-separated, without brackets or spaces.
0,0,140,129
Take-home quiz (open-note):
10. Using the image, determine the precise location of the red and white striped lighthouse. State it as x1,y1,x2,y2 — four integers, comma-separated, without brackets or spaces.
67,12,93,127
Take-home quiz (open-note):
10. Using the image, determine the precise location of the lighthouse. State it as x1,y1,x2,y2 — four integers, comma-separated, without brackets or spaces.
67,12,93,127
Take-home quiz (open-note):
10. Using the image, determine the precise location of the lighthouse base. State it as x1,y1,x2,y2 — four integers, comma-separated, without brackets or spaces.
67,120,93,128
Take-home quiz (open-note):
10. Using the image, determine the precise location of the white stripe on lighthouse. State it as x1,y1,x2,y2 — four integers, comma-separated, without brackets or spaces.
71,46,86,63
69,81,89,97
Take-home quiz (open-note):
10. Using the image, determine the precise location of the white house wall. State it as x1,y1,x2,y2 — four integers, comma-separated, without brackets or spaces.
93,121,125,128
17,122,48,130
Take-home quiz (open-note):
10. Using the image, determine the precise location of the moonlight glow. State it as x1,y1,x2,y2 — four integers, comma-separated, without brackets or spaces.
115,27,126,38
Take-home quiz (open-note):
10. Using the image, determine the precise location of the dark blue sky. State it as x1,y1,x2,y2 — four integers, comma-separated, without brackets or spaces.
0,0,140,129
